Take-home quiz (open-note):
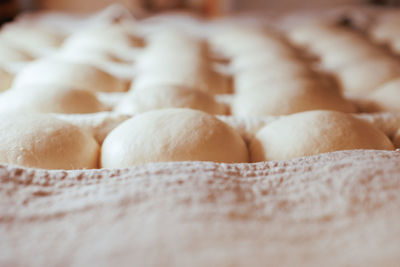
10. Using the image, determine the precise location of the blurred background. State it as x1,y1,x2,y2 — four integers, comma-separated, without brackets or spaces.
1,0,400,23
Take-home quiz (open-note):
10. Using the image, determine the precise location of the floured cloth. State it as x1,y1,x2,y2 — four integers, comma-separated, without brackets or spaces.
1,149,400,267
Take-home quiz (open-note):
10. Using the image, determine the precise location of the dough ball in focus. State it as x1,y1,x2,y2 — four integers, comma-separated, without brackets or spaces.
115,85,226,114
12,58,128,93
0,85,106,114
101,108,248,167
0,113,99,169
250,110,394,162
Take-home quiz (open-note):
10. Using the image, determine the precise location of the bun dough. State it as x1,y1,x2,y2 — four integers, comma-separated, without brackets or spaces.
336,57,400,96
12,58,128,92
115,85,226,115
0,68,13,91
229,51,298,74
101,108,248,167
0,113,99,169
233,62,312,93
250,110,394,162
232,80,356,116
210,27,290,57
362,78,400,112
0,85,105,114
132,68,228,95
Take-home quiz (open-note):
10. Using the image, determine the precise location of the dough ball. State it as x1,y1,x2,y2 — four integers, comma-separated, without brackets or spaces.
12,58,128,93
336,57,400,96
210,27,290,57
101,108,248,167
0,85,105,114
229,51,299,74
115,85,226,115
232,80,356,116
0,68,13,92
233,62,312,93
0,113,99,169
318,45,385,70
132,68,228,95
362,78,400,112
250,110,394,162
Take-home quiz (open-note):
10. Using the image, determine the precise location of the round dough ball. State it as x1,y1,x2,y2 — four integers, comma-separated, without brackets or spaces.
233,62,312,93
362,78,400,112
0,85,105,114
0,113,99,169
0,68,13,92
115,85,226,115
250,110,394,162
232,80,356,116
12,58,128,93
132,68,228,95
336,57,400,96
101,108,248,167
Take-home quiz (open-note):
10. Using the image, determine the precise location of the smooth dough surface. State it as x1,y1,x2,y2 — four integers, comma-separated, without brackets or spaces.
0,85,105,114
12,58,128,92
101,108,248,167
115,85,226,115
250,110,394,162
232,80,356,116
0,113,99,169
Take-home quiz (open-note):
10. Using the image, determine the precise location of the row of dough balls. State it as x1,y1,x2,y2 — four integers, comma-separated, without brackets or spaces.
0,23,66,91
0,109,393,170
287,23,400,112
209,27,355,116
0,21,144,91
132,30,230,94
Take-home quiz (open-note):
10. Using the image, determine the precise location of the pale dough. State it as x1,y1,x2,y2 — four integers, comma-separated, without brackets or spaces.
115,85,226,115
0,113,99,169
233,62,313,93
0,85,106,114
250,110,394,162
232,80,356,116
101,108,248,167
12,58,129,93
